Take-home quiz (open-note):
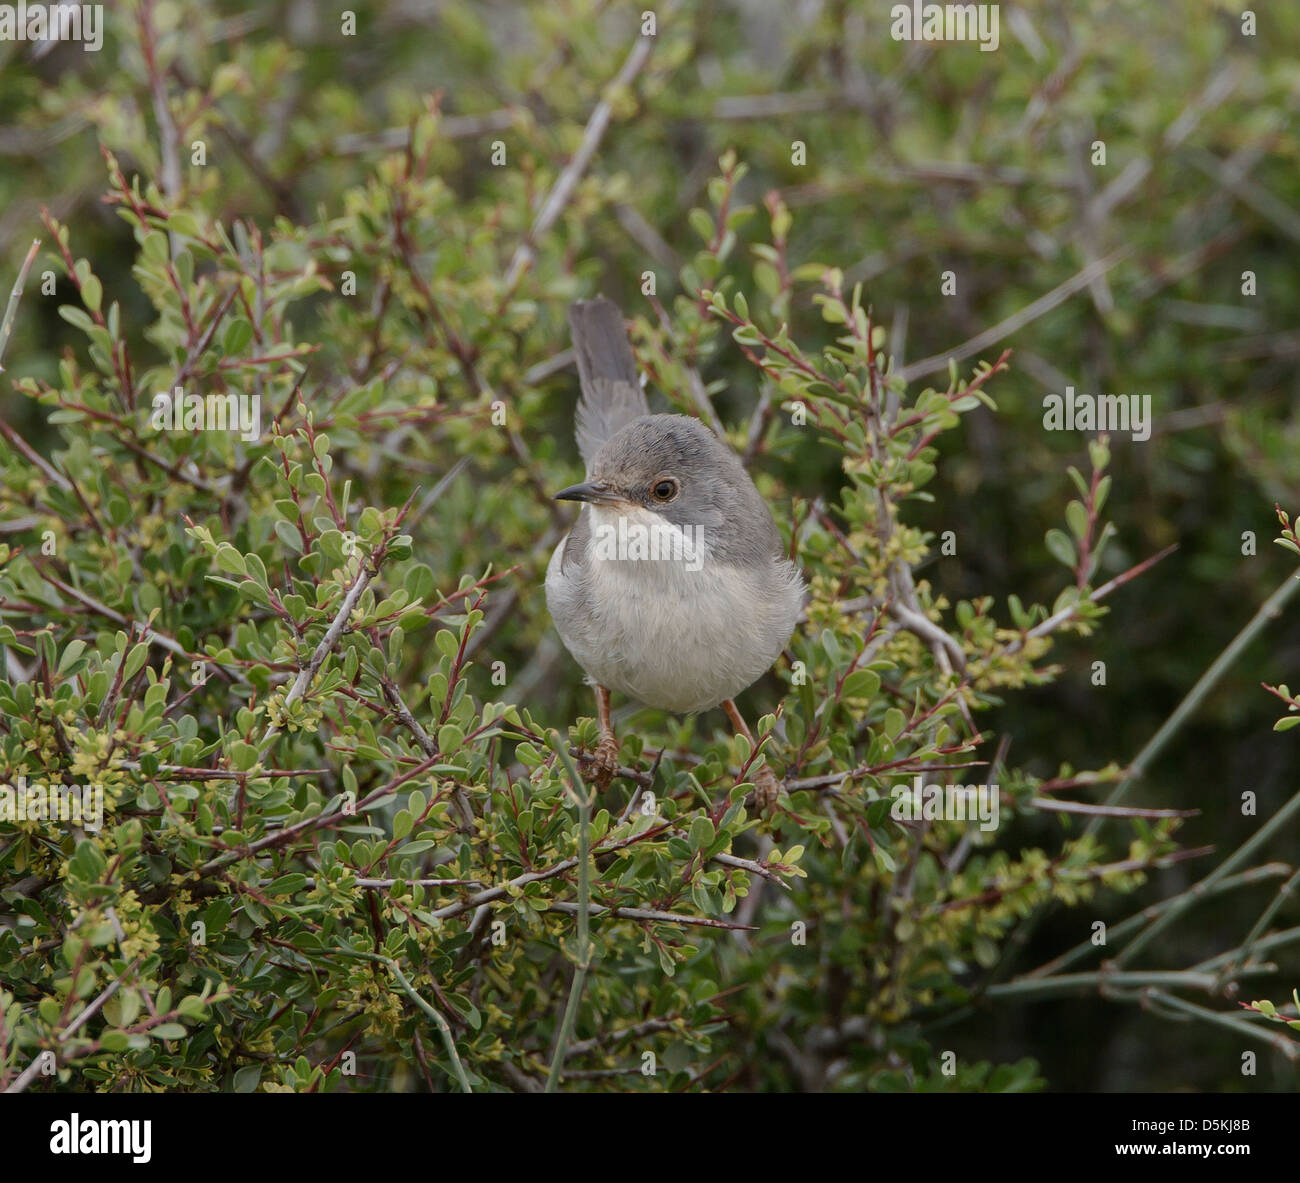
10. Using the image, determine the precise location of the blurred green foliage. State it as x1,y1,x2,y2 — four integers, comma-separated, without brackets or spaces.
1,0,1298,1092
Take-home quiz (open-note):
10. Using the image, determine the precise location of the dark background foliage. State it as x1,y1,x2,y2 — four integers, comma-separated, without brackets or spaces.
1,0,1298,1092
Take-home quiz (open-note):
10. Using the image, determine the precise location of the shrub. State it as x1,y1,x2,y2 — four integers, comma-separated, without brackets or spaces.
2,1,1297,1093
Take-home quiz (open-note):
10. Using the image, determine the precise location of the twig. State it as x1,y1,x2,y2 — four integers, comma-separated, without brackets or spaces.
331,109,517,156
1088,564,1300,824
1115,784,1300,968
1143,988,1299,1062
712,850,792,888
1193,925,1300,975
1024,864,1292,980
376,677,473,831
545,735,593,1092
1212,869,1300,991
329,946,472,1091
564,1017,678,1059
546,901,755,931
29,564,247,683
504,29,657,290
1004,543,1179,657
986,968,1276,1002
1028,798,1198,819
0,237,40,371
260,560,373,746
898,248,1131,383
0,416,72,489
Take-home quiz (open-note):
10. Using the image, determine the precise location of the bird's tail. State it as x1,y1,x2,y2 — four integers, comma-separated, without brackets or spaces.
568,296,650,467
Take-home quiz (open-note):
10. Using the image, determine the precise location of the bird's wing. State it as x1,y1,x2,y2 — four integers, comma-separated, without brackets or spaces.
568,296,650,467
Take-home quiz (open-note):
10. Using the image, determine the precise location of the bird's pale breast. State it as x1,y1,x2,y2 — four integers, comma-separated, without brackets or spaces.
545,512,804,714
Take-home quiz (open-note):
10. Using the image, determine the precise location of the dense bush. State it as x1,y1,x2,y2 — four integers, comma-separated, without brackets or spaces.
1,1,1298,1092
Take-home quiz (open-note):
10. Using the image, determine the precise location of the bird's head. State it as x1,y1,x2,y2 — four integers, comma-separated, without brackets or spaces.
552,414,780,563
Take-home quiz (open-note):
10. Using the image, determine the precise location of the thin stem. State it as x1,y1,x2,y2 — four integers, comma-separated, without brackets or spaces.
1192,925,1300,974
1024,864,1290,979
1089,565,1300,825
1212,869,1300,991
330,947,471,1092
1116,785,1300,967
986,967,1276,1002
260,561,373,747
0,238,40,371
993,566,1300,984
504,27,658,290
545,733,593,1093
1144,989,1300,1062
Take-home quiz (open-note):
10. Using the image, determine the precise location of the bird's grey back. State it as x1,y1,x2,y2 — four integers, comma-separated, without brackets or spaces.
568,297,650,467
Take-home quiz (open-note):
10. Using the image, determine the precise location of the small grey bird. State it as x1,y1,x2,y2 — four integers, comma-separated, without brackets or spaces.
545,296,805,809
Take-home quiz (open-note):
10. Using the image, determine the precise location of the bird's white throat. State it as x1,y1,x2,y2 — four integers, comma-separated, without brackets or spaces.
587,505,707,573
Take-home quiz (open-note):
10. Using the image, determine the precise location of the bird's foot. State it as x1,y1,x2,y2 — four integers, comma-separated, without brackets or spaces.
749,764,783,814
591,733,621,788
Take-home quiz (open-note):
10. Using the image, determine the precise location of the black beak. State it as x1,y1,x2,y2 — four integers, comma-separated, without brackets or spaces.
553,481,623,505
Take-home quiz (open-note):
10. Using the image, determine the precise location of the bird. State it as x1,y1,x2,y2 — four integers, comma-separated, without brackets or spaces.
545,295,806,810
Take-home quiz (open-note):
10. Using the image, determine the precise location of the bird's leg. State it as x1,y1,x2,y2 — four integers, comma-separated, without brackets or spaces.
722,698,782,813
591,683,620,786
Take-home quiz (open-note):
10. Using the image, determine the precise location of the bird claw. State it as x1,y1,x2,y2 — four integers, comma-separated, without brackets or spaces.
749,764,782,814
591,733,620,787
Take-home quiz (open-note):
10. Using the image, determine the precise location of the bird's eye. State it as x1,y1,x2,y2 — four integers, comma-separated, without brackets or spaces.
650,478,679,502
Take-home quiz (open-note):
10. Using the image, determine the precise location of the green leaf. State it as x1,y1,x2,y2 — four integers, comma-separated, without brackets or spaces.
397,839,436,856
117,988,141,1027
58,304,94,334
1045,528,1076,569
274,520,303,553
688,207,715,243
122,641,150,682
141,231,169,264
169,211,201,238
1095,475,1111,513
215,546,247,576
238,579,270,606
233,1064,263,1092
842,669,880,699
1065,499,1089,542
177,995,207,1019
224,319,254,354
82,275,103,314
69,838,107,882
229,741,259,771
689,816,715,851
57,639,87,674
267,874,308,895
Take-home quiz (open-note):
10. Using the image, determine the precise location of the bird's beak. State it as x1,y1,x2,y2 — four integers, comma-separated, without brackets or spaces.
553,481,625,506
